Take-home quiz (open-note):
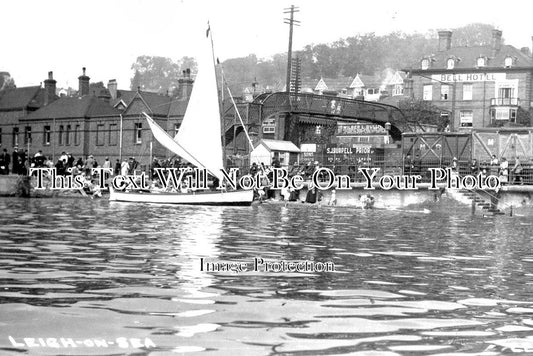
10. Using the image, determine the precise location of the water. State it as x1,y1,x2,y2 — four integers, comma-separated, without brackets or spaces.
1,197,533,355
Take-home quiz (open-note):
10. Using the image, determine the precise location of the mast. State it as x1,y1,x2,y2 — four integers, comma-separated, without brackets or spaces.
211,23,255,153
207,22,227,167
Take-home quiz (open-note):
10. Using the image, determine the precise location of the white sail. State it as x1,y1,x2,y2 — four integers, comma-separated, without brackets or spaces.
174,29,224,182
143,112,206,172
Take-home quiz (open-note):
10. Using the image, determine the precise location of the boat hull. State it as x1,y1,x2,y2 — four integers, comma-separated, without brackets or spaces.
109,188,254,206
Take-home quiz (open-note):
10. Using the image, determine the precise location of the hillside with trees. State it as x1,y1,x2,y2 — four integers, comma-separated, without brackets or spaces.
128,24,498,95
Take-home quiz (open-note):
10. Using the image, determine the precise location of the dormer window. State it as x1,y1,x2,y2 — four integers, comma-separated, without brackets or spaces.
447,58,455,69
504,56,513,68
421,58,430,70
477,57,486,67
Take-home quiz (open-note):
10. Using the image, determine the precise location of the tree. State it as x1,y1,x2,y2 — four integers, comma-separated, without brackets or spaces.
0,72,16,91
130,23,500,96
130,56,181,93
450,23,499,47
177,56,197,74
397,98,448,131
129,56,198,93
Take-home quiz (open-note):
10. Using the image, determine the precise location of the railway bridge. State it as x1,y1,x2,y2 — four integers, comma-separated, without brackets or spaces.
224,92,420,149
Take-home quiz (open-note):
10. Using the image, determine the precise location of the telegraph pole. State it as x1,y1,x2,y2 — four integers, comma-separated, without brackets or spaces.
284,5,300,93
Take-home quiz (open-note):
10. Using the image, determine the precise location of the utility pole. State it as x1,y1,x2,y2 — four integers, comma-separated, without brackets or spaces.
284,5,300,93
290,57,302,93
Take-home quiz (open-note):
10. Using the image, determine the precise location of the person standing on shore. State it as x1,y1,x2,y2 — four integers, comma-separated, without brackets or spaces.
121,159,130,176
12,147,19,175
114,159,121,176
84,155,95,175
500,157,509,184
490,154,499,176
102,157,111,170
512,157,523,185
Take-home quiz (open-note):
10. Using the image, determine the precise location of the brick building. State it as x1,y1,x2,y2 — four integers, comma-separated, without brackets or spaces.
404,29,533,130
0,68,193,171
0,73,57,150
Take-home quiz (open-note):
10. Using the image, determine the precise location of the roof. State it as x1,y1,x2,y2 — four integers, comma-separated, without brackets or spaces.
112,89,137,107
120,90,174,117
409,44,533,71
168,96,190,117
300,77,353,93
24,95,121,120
0,86,43,110
352,74,382,88
255,139,300,153
140,91,172,116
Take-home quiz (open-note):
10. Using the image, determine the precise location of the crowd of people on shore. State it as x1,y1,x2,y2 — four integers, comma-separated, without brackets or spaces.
403,153,527,185
247,159,334,205
0,147,31,175
0,146,147,178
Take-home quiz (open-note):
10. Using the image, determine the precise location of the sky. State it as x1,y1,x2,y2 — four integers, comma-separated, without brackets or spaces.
4,0,533,89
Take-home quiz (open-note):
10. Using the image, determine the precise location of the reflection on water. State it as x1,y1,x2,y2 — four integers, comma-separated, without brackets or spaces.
1,197,533,355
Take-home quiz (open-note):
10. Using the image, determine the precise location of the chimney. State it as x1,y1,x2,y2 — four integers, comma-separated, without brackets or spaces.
438,31,452,52
107,79,117,100
491,29,503,56
78,67,90,97
97,89,111,104
43,71,56,106
177,69,194,99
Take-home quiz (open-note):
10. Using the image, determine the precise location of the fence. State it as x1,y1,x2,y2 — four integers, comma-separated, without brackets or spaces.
228,159,533,186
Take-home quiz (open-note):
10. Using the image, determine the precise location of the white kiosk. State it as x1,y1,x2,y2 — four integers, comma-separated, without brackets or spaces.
250,139,300,167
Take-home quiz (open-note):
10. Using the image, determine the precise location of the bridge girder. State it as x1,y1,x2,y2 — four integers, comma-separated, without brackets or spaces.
254,92,415,142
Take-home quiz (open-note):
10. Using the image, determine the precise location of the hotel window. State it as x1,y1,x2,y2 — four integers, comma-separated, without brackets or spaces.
96,124,105,146
492,108,507,121
492,108,518,122
463,84,473,100
423,84,433,100
24,126,32,144
421,58,430,70
315,125,322,135
43,126,51,145
174,123,180,136
477,57,486,67
446,58,455,69
499,87,514,99
440,85,450,100
66,125,71,145
109,124,118,146
74,125,80,146
12,127,19,147
135,123,142,144
58,125,64,145
504,57,513,68
459,110,473,127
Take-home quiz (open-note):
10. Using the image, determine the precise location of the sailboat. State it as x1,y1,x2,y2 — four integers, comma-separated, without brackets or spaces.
109,27,254,206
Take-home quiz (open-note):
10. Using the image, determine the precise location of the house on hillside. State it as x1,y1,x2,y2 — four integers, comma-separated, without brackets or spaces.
348,74,387,101
299,76,353,95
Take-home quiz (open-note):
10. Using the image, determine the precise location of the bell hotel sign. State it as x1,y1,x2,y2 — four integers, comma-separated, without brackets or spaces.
432,73,506,83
